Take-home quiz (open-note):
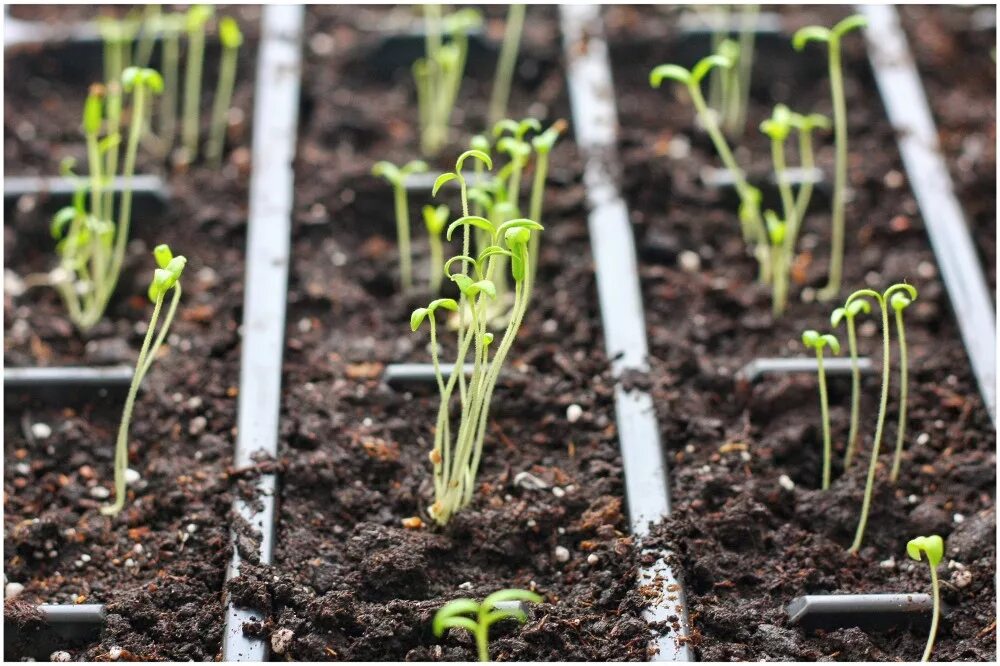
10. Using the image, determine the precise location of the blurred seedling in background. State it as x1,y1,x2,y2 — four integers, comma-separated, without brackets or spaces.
831,299,872,468
373,159,429,294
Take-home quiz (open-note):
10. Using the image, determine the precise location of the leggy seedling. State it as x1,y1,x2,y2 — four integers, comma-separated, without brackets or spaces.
906,535,944,662
650,56,770,278
793,15,868,301
102,245,186,517
372,160,429,293
788,111,831,225
433,589,542,662
802,329,841,490
487,4,526,127
831,299,872,468
182,5,214,162
760,105,797,315
423,204,450,294
846,283,918,553
889,291,914,483
206,17,244,168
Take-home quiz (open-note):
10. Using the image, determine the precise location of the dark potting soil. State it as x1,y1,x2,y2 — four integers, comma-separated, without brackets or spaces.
222,5,658,661
4,13,260,660
605,4,996,662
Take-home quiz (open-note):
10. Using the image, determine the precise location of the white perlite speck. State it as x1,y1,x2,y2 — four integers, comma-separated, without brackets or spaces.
125,468,141,485
778,475,795,491
566,404,583,423
679,250,701,273
952,569,973,589
6,582,25,599
954,513,966,524
554,546,570,563
552,487,566,498
31,423,52,439
51,651,72,662
89,486,111,500
879,557,896,570
587,554,599,565
108,646,123,661
271,628,295,655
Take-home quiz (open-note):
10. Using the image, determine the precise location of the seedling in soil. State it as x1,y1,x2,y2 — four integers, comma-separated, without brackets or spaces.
207,17,244,168
802,329,841,490
155,12,185,161
788,111,831,225
793,14,868,301
650,55,770,280
907,535,943,662
48,68,163,332
831,299,872,468
417,153,541,524
182,5,214,161
889,290,914,483
526,119,566,299
760,104,797,315
413,6,483,156
763,210,788,317
846,283,918,554
99,16,138,91
433,589,542,662
372,159,430,293
102,244,186,517
423,204,450,293
488,4,527,127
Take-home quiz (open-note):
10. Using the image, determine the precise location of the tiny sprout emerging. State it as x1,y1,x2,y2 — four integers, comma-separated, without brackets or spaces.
889,291,915,483
102,245,186,517
433,589,542,662
907,535,944,662
373,160,429,293
793,14,868,301
831,298,873,468
802,329,841,489
423,204,450,294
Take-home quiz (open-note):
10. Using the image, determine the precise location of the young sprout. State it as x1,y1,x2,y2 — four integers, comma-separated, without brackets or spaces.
423,204,450,294
99,16,138,90
650,55,770,278
101,245,186,517
156,12,184,161
760,104,796,315
206,17,244,169
372,160,429,293
417,157,541,523
831,298,872,468
788,111,831,224
729,4,759,137
764,210,788,317
433,589,542,662
793,14,868,301
802,329,841,490
526,119,566,300
906,535,944,662
132,5,162,68
847,283,918,553
487,4,526,127
889,291,914,483
182,5,214,162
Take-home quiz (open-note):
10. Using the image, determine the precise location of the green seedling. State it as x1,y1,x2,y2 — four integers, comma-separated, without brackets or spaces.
101,245,186,517
831,298,872,468
418,152,542,524
802,329,841,490
788,111,831,224
793,14,868,301
760,104,797,315
433,589,542,662
132,5,161,68
182,5,214,161
889,291,914,483
373,160,429,293
906,535,944,662
423,204,450,294
729,4,759,137
526,119,565,300
207,17,244,168
50,69,163,331
487,4,526,127
414,6,483,156
763,210,788,317
155,12,185,161
846,283,918,554
99,16,138,90
650,56,770,278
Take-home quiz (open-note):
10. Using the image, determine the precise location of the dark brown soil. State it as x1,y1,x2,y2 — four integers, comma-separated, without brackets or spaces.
605,4,996,662
222,5,655,661
4,8,259,660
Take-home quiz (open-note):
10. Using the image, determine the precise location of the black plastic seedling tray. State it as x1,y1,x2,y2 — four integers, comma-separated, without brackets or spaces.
4,175,170,219
786,593,935,632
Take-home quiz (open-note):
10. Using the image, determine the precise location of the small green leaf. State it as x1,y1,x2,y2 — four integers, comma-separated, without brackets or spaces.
792,26,831,50
649,64,692,88
764,210,785,246
822,334,841,355
483,589,544,609
470,280,496,299
432,172,459,196
483,332,494,346
219,17,243,49
153,243,174,268
504,226,532,248
446,216,495,242
429,298,459,312
492,118,520,138
470,134,491,153
164,255,187,281
83,89,104,135
801,329,821,348
690,54,732,83
832,14,868,39
532,120,566,154
148,267,172,302
372,161,401,185
400,160,429,177
830,307,846,328
456,149,492,173
906,535,944,568
496,218,543,238
432,598,480,637
186,4,214,31
847,299,872,317
410,308,429,332
51,208,78,239
890,292,912,311
423,205,449,235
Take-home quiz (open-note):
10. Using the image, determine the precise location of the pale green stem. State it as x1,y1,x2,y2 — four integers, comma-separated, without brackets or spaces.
844,317,863,467
819,38,848,301
393,184,413,293
730,4,757,135
488,4,526,127
817,348,832,490
772,135,797,315
526,150,549,301
103,84,123,221
207,43,239,168
794,129,816,228
429,233,443,294
922,564,940,662
849,294,889,554
889,307,909,483
161,30,180,159
183,22,206,160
